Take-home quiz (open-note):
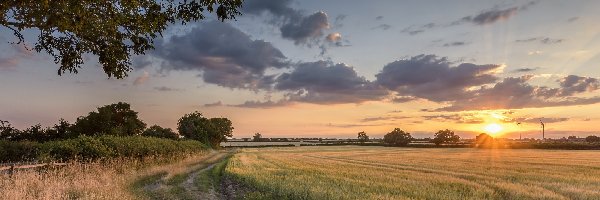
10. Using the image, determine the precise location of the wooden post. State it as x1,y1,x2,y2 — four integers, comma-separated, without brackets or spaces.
9,164,15,178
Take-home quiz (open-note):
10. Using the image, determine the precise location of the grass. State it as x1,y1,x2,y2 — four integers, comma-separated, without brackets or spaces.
0,151,210,199
225,146,600,200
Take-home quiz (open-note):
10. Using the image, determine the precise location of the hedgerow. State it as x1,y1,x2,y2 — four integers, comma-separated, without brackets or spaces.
0,135,207,162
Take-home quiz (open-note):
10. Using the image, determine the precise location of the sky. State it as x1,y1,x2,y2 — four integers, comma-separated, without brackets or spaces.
2,0,600,139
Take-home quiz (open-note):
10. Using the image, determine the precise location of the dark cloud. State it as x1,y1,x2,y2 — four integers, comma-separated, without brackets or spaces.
372,24,392,30
442,41,468,47
422,114,485,124
376,55,501,102
153,86,182,92
515,37,563,44
204,101,224,107
281,11,330,45
375,16,383,20
460,1,536,25
436,75,600,111
276,61,389,104
559,75,600,96
229,100,292,108
243,0,331,45
511,67,539,73
567,17,579,22
153,21,289,90
392,96,418,103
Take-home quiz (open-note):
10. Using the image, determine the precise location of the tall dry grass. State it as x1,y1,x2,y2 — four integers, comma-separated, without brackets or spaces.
0,151,212,200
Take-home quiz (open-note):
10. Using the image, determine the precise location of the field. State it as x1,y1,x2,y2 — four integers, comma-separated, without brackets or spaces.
225,146,600,200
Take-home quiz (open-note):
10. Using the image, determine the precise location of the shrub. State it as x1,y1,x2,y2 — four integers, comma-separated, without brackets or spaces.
1,136,207,163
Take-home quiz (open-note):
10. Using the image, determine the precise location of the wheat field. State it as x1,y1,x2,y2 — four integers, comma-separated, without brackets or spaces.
225,146,600,200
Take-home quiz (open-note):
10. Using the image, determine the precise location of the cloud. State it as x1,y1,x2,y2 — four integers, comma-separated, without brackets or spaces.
133,71,150,85
422,114,485,124
459,1,536,25
527,51,543,55
0,57,19,70
515,37,563,44
372,24,392,30
375,16,383,20
333,14,346,28
442,41,468,47
376,55,502,102
559,75,600,96
507,117,569,124
567,17,579,22
511,67,539,73
153,21,289,90
229,100,292,108
325,32,343,44
204,101,224,107
280,11,330,45
436,75,600,111
275,61,389,104
361,116,411,122
153,86,181,92
392,96,418,103
243,0,331,45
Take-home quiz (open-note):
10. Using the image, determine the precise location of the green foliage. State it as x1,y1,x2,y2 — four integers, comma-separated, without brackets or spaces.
357,131,369,143
383,128,413,146
0,0,243,78
586,135,600,143
177,111,233,148
0,136,206,162
71,102,147,136
142,125,179,140
432,129,460,145
0,119,76,142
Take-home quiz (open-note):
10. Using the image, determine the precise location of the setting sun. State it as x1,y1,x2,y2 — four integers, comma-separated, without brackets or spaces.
484,123,503,135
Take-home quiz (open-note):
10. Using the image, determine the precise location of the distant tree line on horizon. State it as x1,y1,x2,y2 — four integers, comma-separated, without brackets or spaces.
0,102,232,149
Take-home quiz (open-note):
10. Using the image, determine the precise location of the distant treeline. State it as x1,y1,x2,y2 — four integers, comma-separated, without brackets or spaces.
1,102,234,162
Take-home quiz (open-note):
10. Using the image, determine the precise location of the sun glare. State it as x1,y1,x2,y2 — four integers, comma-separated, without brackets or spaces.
484,123,503,135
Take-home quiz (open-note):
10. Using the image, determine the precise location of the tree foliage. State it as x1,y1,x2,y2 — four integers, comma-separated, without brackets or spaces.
432,129,460,145
586,135,600,143
0,0,243,78
357,131,369,143
383,128,412,146
71,102,147,136
142,125,179,140
476,133,494,145
177,111,233,148
253,132,262,142
0,119,75,142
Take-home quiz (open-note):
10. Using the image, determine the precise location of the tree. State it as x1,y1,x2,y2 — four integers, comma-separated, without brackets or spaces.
208,118,234,147
253,132,262,142
383,128,412,146
1,0,243,78
432,129,460,146
357,131,369,143
71,102,146,136
586,135,600,143
142,125,179,140
475,133,494,145
177,111,233,148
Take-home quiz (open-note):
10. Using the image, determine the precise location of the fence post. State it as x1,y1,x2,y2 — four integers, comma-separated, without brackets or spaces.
9,163,15,178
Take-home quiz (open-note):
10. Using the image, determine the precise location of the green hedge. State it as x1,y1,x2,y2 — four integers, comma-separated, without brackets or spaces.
0,135,207,162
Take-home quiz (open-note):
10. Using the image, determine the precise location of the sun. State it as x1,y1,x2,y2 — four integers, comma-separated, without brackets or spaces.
484,123,503,135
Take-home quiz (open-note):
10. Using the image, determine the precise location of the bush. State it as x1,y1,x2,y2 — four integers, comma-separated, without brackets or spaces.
0,136,207,163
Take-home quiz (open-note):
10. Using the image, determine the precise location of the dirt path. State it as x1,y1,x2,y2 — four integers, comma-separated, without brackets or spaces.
135,150,235,200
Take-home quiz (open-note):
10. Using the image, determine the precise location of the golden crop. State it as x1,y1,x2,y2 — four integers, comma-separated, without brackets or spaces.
226,146,600,200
